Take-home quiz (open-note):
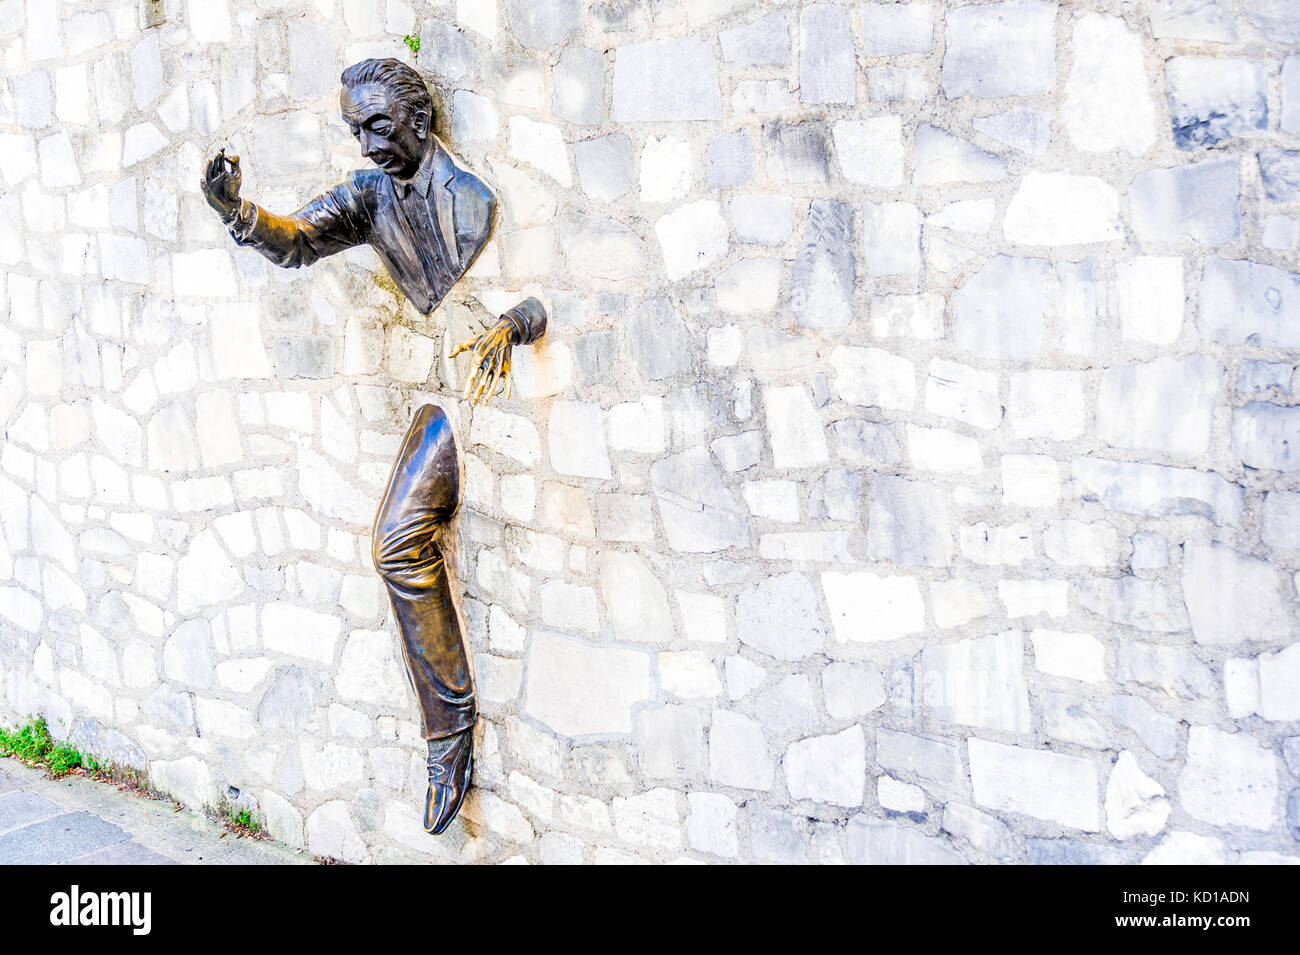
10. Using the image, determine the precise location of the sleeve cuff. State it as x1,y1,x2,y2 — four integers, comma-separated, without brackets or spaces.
500,297,547,346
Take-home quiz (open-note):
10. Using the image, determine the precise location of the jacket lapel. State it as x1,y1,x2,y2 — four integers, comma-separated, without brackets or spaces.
431,145,460,273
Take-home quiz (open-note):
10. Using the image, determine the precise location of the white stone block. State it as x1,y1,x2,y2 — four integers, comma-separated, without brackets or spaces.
831,347,915,410
1030,630,1106,683
970,738,1100,831
922,631,1030,732
926,358,1000,430
524,631,653,736
655,200,728,281
1178,726,1277,831
1117,257,1184,344
822,571,925,643
764,385,828,468
785,725,865,808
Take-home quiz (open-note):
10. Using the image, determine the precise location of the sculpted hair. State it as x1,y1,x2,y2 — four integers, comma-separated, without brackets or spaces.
340,58,434,123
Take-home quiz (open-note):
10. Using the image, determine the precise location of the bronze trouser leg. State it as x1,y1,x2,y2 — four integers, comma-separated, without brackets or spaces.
371,404,476,740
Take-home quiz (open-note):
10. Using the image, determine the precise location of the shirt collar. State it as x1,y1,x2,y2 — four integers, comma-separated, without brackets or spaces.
392,142,441,199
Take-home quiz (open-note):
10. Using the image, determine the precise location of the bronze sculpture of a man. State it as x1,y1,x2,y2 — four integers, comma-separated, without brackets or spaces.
201,57,544,835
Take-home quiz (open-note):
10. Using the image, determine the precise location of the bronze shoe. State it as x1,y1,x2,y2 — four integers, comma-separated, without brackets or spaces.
423,728,473,835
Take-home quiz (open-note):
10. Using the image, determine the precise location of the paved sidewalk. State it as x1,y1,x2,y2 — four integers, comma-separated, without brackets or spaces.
0,760,310,865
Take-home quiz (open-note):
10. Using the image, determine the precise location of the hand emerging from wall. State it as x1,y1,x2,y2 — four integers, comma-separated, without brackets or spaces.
451,297,547,406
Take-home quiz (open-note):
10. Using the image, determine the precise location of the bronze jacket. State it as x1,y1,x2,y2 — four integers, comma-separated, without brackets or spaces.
226,141,495,316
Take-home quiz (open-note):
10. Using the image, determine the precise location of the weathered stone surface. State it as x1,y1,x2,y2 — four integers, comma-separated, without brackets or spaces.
708,710,773,791
914,125,1004,185
822,662,886,720
600,551,672,645
861,3,933,55
1199,257,1300,347
611,39,722,122
877,728,963,788
784,725,864,807
524,631,652,737
1104,696,1180,761
649,447,749,553
1182,540,1294,645
941,0,1056,98
943,804,1016,861
763,121,828,183
505,0,581,49
952,256,1050,363
1115,640,1213,700
1063,14,1155,154
152,756,218,811
720,11,789,66
862,202,921,276
973,108,1050,156
1233,403,1300,471
789,199,854,329
735,573,826,661
1096,357,1222,459
1071,457,1242,526
1150,0,1237,41
799,5,855,105
970,738,1100,831
1179,726,1277,831
921,630,1028,731
764,385,828,468
833,118,903,188
1166,57,1266,149
1130,158,1241,245
846,817,966,865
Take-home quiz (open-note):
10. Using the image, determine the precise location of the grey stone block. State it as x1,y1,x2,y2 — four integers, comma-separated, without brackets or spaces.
748,804,807,863
754,675,819,736
1284,58,1300,134
1166,56,1266,149
1259,149,1300,203
1115,640,1214,699
1239,361,1294,395
273,336,334,380
626,297,692,382
876,728,963,787
790,198,853,329
1247,0,1300,42
799,4,856,106
649,447,749,553
1129,158,1241,245
735,573,825,661
866,475,953,567
553,47,604,125
834,420,902,466
809,468,859,522
845,817,966,865
505,0,582,49
952,255,1050,363
762,120,828,183
720,12,790,67
706,130,753,187
573,330,619,389
1150,0,1237,41
573,134,632,202
416,20,478,82
861,2,933,55
258,666,314,730
941,0,1055,99
1027,839,1127,865
611,38,722,121
1104,695,1180,761
972,108,1050,156
1198,257,1300,347
1233,403,1300,471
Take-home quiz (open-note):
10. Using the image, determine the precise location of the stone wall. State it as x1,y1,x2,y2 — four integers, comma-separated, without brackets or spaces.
2,0,1298,864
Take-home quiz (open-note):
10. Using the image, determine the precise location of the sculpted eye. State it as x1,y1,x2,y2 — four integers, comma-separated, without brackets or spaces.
371,121,392,135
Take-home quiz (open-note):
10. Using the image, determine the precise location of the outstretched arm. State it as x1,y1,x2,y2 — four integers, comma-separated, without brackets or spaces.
201,151,368,269
451,298,547,406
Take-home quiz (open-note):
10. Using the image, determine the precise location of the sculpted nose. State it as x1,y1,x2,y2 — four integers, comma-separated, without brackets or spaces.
360,130,379,158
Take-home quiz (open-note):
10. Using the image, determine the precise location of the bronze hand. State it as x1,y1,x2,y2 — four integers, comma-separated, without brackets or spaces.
201,149,243,223
451,318,515,406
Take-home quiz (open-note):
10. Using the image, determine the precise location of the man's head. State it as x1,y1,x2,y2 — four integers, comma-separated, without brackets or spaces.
339,58,434,179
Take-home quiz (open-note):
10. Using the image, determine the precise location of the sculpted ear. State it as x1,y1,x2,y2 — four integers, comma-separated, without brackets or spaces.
410,108,430,139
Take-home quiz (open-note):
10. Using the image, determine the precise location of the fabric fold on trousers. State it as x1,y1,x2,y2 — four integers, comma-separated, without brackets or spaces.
372,404,476,740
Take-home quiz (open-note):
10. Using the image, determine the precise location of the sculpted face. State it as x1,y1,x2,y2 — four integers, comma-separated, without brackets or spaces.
340,81,429,180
